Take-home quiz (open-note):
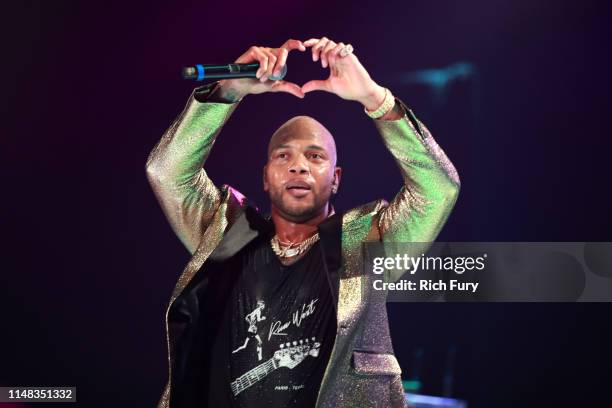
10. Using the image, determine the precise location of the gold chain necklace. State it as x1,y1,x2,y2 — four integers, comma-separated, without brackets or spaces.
270,233,320,258
270,208,334,259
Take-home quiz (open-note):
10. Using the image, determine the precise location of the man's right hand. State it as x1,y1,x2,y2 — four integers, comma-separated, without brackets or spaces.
213,39,307,102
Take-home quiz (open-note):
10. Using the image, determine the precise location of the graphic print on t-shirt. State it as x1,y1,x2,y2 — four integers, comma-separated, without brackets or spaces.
232,300,267,361
229,240,335,407
268,298,318,340
230,298,322,395
230,335,321,396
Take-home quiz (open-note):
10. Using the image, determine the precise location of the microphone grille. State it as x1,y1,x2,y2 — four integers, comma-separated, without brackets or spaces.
268,64,288,81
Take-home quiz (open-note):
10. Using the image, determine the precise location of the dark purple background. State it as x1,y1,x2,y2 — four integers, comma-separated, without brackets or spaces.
3,1,612,407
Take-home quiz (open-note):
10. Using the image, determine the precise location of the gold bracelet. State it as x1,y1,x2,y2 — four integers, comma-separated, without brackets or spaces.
364,87,395,119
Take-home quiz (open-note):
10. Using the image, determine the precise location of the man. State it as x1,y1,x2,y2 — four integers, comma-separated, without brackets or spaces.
146,37,460,408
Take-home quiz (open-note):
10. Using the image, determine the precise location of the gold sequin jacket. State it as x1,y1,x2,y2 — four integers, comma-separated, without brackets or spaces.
146,83,460,407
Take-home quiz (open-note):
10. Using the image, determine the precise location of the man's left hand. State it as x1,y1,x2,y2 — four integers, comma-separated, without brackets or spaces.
300,37,386,111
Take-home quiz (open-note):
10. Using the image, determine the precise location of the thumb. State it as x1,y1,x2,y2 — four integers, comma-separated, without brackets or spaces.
269,81,305,99
301,80,330,94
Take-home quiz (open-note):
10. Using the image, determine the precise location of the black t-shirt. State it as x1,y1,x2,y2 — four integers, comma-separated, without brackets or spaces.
224,238,335,408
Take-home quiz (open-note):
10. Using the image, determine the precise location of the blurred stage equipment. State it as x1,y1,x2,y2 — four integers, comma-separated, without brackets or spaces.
398,62,476,106
402,346,466,407
443,346,457,397
405,393,467,408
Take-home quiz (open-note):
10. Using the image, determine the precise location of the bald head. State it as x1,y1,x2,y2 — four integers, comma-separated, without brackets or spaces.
267,116,337,165
264,115,342,222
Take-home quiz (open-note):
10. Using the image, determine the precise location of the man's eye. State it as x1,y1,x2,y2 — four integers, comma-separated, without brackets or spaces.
310,153,322,159
278,153,287,159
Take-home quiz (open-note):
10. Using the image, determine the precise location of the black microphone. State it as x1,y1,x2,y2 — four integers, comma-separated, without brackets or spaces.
182,63,287,81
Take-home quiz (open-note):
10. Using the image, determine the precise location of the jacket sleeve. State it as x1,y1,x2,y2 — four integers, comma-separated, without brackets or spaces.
373,97,460,281
145,82,240,254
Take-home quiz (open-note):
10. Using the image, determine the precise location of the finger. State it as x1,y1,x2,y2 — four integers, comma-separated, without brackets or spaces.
282,38,306,52
312,37,329,62
274,39,305,77
270,81,305,98
301,79,330,94
327,42,345,69
260,48,278,82
274,47,289,77
249,47,269,79
312,37,329,61
303,38,320,47
320,40,337,69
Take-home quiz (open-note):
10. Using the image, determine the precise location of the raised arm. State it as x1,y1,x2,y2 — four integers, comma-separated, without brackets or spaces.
373,101,460,251
146,40,307,254
300,37,460,281
145,86,237,254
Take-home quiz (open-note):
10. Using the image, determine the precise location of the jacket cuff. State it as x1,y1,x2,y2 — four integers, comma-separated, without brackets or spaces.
192,81,238,104
374,98,424,138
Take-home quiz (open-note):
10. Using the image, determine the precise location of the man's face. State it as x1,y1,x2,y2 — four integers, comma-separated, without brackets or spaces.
264,117,341,222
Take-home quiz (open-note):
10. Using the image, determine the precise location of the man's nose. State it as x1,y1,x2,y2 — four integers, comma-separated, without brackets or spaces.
288,156,310,174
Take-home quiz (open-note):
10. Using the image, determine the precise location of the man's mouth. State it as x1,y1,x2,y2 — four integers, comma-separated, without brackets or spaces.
285,181,312,197
286,181,311,190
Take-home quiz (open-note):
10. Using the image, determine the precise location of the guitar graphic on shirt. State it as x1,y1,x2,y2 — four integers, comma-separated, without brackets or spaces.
230,338,321,396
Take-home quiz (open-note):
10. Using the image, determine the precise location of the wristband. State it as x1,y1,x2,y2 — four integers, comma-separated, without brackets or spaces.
364,87,395,119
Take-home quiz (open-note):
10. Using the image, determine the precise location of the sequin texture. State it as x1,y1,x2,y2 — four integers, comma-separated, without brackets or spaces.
147,86,459,407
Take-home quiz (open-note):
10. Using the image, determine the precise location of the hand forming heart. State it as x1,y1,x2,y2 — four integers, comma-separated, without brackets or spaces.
214,37,386,111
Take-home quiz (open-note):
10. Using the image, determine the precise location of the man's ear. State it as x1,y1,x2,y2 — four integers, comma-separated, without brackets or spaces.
333,166,342,191
263,165,269,192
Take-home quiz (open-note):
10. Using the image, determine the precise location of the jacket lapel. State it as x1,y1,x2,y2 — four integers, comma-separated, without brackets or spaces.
317,212,343,308
208,205,272,262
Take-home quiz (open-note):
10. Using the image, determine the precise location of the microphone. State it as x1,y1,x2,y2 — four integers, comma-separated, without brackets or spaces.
182,63,287,81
